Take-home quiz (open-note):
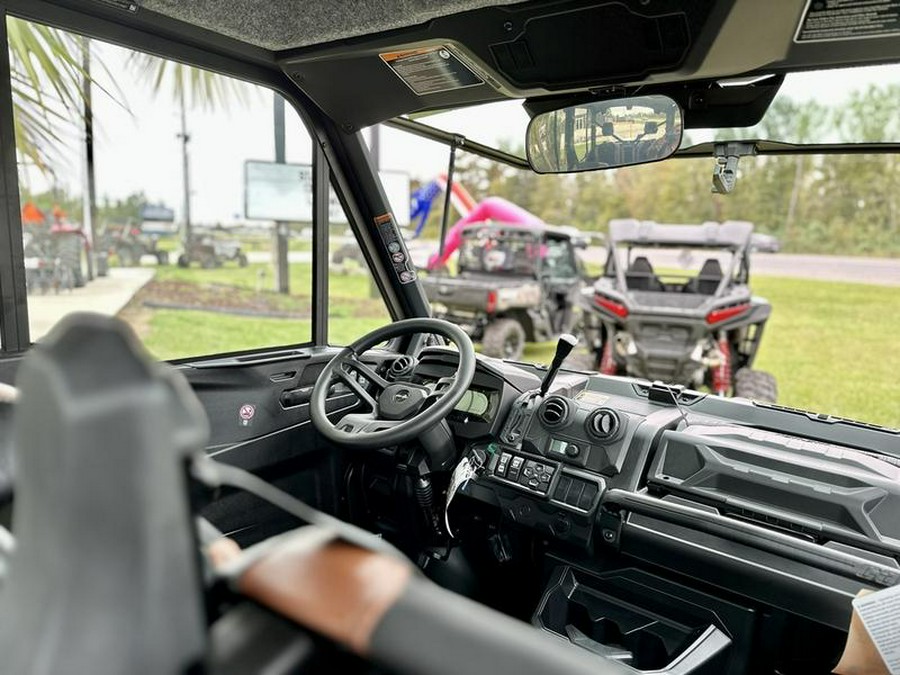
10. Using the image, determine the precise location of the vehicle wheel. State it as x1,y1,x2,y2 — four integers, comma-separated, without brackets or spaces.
481,319,526,360
156,251,170,266
237,253,248,267
177,254,189,268
734,368,778,403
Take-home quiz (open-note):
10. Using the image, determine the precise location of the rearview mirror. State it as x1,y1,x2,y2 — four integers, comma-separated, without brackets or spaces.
526,95,683,174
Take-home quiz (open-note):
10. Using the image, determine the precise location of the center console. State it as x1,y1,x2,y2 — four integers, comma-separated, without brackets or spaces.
448,347,900,673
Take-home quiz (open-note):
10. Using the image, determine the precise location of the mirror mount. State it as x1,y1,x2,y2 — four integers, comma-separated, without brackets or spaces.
711,141,757,194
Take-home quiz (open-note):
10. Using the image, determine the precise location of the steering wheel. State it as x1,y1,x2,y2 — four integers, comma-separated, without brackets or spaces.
310,318,475,448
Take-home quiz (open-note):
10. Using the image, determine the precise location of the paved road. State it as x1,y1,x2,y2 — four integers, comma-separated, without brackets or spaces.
576,247,900,286
748,253,900,286
27,267,154,342
250,244,899,286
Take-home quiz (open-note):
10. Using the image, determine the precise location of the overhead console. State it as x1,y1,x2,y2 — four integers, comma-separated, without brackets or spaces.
278,0,730,128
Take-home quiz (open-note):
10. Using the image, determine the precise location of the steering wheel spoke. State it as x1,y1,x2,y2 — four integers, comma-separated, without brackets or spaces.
424,376,456,402
343,355,390,391
336,412,402,435
335,367,378,409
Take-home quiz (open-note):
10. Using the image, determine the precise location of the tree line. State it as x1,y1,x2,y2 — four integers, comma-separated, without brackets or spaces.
433,88,900,257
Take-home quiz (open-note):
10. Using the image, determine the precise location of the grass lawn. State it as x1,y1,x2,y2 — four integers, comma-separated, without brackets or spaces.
132,261,390,359
750,276,898,428
142,310,387,359
123,264,898,429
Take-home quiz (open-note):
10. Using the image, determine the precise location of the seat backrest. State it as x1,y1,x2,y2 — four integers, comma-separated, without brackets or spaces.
0,314,210,675
625,256,663,292
696,258,724,294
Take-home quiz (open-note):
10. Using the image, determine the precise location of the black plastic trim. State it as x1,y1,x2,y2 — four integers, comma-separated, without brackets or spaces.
0,10,29,352
385,117,530,170
312,143,329,345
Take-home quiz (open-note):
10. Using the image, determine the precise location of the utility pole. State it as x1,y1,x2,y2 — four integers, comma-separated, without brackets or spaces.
81,36,98,278
178,86,192,256
371,124,381,169
273,92,289,294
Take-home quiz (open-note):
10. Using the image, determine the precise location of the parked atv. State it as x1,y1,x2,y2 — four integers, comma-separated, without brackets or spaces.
579,219,777,401
22,225,90,290
109,225,170,266
176,234,248,268
421,223,586,360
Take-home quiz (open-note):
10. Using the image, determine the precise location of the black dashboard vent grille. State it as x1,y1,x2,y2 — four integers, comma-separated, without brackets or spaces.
539,396,571,429
586,408,621,442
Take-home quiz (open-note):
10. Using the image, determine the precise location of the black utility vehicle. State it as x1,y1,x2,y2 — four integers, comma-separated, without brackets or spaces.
109,224,170,266
0,2,898,675
421,223,585,359
176,234,249,269
581,220,777,401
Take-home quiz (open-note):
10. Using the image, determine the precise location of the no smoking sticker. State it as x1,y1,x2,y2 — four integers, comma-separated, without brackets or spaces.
239,404,256,427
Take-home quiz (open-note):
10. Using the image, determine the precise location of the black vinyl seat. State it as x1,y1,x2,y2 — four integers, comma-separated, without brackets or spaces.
0,314,630,675
0,314,210,675
684,258,724,295
625,256,664,292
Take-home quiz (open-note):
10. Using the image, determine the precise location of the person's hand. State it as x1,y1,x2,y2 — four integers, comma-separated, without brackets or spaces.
833,590,889,675
206,537,241,568
0,384,18,404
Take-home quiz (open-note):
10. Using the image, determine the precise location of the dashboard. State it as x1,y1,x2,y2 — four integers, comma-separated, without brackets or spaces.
401,348,900,665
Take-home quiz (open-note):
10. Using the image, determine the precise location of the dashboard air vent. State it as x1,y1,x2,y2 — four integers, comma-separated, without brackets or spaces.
539,396,571,429
586,408,621,442
388,355,416,379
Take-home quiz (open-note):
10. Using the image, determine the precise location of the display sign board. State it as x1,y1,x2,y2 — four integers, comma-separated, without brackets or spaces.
140,204,175,222
245,161,410,226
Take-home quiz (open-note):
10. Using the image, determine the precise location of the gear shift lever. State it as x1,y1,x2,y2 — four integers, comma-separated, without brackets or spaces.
540,333,578,397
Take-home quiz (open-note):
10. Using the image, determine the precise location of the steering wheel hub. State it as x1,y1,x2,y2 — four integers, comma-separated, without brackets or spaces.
379,383,428,420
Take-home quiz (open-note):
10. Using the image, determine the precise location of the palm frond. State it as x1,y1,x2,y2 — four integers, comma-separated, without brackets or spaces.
127,51,255,111
8,18,127,174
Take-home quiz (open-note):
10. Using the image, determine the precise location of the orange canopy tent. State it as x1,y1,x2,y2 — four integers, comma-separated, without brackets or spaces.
21,202,46,226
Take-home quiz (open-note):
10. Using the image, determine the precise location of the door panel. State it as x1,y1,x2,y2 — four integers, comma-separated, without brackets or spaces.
180,346,377,547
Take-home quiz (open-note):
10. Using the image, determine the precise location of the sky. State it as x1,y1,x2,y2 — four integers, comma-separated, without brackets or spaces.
20,35,900,226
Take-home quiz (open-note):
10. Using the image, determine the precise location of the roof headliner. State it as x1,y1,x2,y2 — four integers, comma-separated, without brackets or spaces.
65,0,900,133
141,0,527,51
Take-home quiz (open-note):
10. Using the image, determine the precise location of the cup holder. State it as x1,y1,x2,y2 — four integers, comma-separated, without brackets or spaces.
564,600,694,670
534,566,734,672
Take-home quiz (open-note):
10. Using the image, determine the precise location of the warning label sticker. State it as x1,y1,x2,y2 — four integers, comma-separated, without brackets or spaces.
795,0,900,43
380,46,484,95
575,391,610,407
374,213,418,284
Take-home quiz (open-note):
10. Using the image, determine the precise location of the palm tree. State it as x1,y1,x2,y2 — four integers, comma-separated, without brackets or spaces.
127,54,253,249
8,18,119,176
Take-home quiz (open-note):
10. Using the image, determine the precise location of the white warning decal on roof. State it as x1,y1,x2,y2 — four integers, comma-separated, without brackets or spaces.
795,0,900,43
380,45,484,95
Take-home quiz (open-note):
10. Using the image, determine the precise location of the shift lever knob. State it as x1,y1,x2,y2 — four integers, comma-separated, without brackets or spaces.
540,333,578,397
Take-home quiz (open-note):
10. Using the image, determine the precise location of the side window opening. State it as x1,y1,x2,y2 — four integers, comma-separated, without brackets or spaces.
9,17,335,360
